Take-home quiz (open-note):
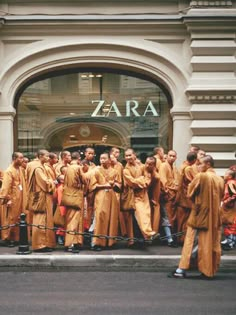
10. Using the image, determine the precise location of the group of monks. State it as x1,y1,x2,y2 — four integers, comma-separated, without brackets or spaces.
0,145,235,278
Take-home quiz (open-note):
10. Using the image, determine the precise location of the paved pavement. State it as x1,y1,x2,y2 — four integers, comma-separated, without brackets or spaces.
0,239,235,271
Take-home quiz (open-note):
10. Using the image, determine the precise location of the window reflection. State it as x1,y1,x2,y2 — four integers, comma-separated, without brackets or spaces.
18,71,170,162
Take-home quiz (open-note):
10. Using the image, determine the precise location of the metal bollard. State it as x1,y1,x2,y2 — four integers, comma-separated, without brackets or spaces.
17,213,31,255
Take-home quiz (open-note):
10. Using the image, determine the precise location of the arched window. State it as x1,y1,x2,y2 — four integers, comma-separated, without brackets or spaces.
17,70,171,162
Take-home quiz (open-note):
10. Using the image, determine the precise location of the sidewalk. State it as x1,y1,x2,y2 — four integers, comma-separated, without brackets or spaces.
0,240,235,271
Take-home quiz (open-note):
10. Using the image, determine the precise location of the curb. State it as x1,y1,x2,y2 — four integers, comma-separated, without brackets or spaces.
0,254,235,272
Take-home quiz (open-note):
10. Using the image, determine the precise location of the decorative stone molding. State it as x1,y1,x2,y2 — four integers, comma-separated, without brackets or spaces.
190,1,232,7
186,93,236,104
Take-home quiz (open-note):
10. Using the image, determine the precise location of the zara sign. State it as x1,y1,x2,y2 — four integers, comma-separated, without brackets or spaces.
91,100,159,117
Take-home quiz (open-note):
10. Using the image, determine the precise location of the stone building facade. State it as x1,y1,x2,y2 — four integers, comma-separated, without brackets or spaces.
0,0,235,173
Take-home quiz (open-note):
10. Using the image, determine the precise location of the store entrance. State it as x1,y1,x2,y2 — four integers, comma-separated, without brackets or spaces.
17,70,171,161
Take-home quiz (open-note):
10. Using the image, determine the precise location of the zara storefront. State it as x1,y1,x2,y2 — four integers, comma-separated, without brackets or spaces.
0,0,235,173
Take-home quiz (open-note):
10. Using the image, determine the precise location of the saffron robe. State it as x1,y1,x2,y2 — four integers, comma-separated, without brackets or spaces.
83,162,97,229
159,161,179,227
178,168,224,277
0,164,27,242
63,164,86,247
176,163,198,242
221,179,236,225
29,164,56,250
90,166,121,247
123,163,156,240
153,155,163,172
112,161,127,236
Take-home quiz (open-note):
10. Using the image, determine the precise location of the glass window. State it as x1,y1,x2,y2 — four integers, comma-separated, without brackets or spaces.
17,71,171,163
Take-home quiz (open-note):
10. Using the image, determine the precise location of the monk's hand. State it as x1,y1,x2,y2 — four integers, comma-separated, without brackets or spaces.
6,200,12,207
108,180,114,187
151,199,157,206
104,183,112,189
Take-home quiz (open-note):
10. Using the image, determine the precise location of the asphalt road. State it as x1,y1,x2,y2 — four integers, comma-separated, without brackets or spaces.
0,271,235,315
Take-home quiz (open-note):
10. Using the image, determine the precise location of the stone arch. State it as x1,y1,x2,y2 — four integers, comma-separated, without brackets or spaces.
42,118,131,150
0,38,189,111
0,38,191,168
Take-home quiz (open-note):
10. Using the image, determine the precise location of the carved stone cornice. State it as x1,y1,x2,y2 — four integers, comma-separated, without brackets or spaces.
187,93,236,104
190,1,232,7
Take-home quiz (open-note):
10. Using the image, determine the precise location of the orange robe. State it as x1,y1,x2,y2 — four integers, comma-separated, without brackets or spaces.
29,164,56,250
153,155,163,172
176,163,198,243
25,160,41,239
63,165,86,247
112,161,127,236
84,162,97,229
159,161,179,228
123,163,156,240
90,166,121,248
221,179,236,225
0,164,27,242
178,168,224,277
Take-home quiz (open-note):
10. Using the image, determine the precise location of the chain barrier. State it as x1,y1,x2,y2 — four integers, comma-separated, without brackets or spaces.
1,216,235,256
1,220,235,244
0,223,18,231
0,220,186,244
29,223,185,244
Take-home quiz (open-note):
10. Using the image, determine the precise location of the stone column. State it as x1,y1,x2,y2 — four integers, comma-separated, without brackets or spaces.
0,109,15,170
170,108,192,167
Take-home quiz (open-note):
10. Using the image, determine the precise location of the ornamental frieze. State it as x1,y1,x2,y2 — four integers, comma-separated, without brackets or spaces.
190,1,232,7
187,94,236,103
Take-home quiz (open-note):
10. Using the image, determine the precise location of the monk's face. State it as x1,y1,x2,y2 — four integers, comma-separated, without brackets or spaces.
125,150,136,165
199,160,208,172
167,151,177,165
111,148,120,159
110,154,117,165
41,152,49,164
145,158,155,173
50,155,58,165
85,149,95,161
64,152,71,164
158,148,164,159
21,157,29,169
100,154,110,167
197,150,206,160
15,153,24,167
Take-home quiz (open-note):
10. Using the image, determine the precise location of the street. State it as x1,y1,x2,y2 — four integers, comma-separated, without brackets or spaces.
0,271,235,315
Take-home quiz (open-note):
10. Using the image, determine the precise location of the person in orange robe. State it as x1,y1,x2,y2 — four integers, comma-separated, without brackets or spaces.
89,153,121,251
21,157,29,177
159,150,179,246
176,152,198,244
82,147,97,231
220,169,236,250
171,155,224,279
54,166,67,245
54,150,71,177
122,149,158,247
70,151,81,165
63,163,88,253
0,152,27,246
145,156,161,234
110,147,127,237
153,146,165,172
28,150,56,252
